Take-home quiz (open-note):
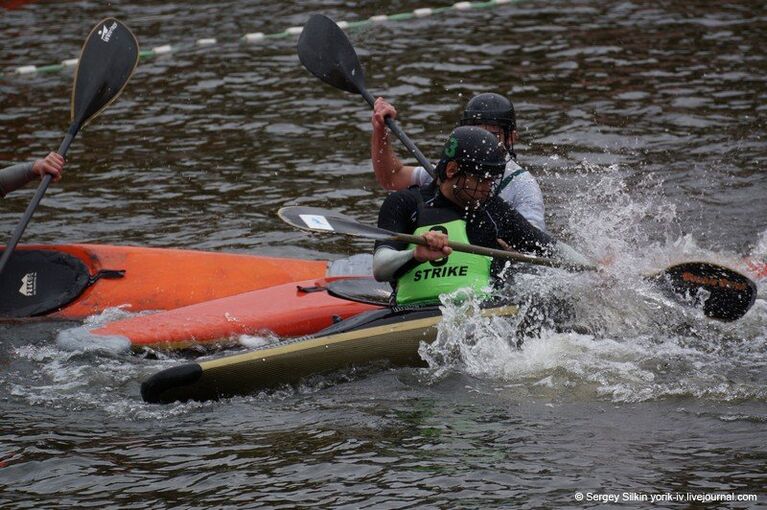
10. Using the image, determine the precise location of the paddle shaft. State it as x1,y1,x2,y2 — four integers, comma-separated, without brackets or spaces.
358,88,436,178
280,206,756,321
280,205,595,272
0,124,78,275
391,231,596,272
386,230,754,321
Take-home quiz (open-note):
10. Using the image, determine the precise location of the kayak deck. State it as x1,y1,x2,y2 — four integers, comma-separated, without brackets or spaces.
141,303,520,404
0,244,328,319
89,276,384,350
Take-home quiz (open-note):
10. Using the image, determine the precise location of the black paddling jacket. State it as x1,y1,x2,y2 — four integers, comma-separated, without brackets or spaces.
375,183,557,281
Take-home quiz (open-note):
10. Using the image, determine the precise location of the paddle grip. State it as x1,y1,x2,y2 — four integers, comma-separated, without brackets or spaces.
359,88,436,178
0,124,79,276
393,232,595,272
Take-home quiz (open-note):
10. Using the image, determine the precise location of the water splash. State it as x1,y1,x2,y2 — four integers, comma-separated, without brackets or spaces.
419,164,767,403
238,332,279,349
55,306,150,354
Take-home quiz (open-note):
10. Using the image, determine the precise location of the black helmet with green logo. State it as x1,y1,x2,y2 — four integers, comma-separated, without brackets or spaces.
435,126,507,182
460,93,516,131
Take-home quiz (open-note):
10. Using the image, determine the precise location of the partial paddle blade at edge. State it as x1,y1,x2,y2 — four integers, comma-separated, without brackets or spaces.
648,262,757,322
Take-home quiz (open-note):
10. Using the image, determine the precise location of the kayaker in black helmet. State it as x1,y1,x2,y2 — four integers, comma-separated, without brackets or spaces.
0,152,64,197
371,92,546,232
373,126,587,306
461,92,517,155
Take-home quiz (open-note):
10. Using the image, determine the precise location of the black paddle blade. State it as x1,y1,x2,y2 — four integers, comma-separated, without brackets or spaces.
651,262,757,322
278,206,392,241
72,18,139,127
297,14,366,95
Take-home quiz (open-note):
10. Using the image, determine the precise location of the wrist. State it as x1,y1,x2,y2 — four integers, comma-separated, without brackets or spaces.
413,247,429,263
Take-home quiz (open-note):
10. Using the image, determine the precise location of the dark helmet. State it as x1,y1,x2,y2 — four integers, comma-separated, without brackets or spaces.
435,126,507,182
459,93,516,131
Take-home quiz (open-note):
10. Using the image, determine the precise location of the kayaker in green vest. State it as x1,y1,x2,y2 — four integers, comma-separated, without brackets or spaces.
372,126,589,306
0,152,64,197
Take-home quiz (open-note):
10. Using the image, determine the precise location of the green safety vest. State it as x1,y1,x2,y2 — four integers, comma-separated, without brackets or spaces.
395,219,492,305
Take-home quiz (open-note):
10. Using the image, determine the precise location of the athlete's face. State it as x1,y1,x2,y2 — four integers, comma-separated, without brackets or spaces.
477,124,516,149
451,170,499,210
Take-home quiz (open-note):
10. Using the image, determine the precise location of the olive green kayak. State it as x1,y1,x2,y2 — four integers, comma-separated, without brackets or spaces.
141,302,519,404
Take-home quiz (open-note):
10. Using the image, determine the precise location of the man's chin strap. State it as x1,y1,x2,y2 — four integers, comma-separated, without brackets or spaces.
503,127,517,160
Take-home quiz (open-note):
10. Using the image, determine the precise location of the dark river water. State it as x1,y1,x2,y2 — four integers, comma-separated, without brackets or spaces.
1,0,766,508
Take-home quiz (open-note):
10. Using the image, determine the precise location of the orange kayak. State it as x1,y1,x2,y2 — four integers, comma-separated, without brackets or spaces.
0,244,328,319
86,276,384,350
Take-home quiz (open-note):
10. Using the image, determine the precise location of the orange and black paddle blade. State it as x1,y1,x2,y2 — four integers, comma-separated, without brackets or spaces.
648,262,757,322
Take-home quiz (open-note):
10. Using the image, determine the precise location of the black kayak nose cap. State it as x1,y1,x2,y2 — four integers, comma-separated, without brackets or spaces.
435,126,507,181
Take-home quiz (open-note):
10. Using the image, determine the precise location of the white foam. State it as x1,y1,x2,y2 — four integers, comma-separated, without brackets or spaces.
56,326,131,354
55,306,153,354
414,164,767,403
238,333,277,349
